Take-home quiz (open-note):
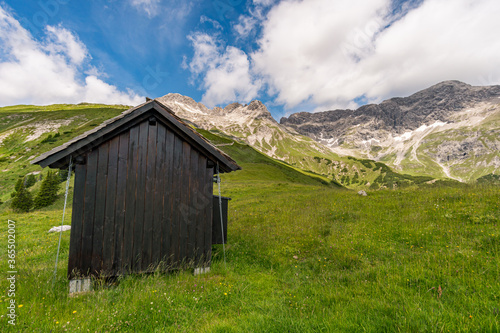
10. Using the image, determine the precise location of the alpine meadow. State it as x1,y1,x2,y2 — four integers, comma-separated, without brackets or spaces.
0,102,499,332
2,0,500,331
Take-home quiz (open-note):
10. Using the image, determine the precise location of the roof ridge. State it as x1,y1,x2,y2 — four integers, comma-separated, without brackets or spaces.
32,100,240,172
153,99,238,167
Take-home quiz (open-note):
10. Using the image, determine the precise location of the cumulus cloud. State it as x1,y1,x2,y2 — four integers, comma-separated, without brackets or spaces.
234,15,258,38
45,25,89,65
363,0,500,98
251,0,500,109
187,32,261,107
0,6,143,106
234,0,271,38
187,0,500,111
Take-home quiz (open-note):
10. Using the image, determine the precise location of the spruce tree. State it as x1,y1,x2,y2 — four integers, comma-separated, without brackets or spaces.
25,174,37,188
58,168,69,183
33,170,60,209
11,179,33,212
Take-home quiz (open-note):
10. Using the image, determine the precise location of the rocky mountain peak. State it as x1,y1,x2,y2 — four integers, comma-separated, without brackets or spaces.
157,93,210,114
157,94,275,122
247,100,264,110
223,102,243,112
245,100,275,121
280,80,500,182
281,81,500,132
386,80,500,111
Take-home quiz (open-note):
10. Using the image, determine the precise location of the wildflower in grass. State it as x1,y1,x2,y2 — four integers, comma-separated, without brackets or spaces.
73,311,76,314
18,304,23,308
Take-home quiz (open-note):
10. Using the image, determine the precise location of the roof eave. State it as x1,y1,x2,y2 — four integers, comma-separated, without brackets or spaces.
31,100,241,173
31,101,153,168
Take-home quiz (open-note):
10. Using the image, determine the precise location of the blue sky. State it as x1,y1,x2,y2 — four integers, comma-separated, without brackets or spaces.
1,0,500,120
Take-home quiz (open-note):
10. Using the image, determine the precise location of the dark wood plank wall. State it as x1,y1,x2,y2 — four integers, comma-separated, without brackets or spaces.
163,130,175,267
204,166,214,266
133,121,148,271
179,141,190,264
143,121,156,271
102,136,119,274
123,125,139,273
152,124,165,268
68,118,215,278
113,131,129,275
67,163,86,278
80,149,98,275
171,135,182,266
187,147,198,263
91,141,108,272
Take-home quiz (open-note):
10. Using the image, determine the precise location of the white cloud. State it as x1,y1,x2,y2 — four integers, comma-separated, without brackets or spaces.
83,76,144,105
252,0,275,7
188,33,220,76
130,0,193,21
200,15,223,30
251,0,500,109
187,32,261,107
45,25,88,65
130,0,161,18
234,0,270,38
234,15,258,38
362,0,500,99
251,0,391,108
0,6,143,106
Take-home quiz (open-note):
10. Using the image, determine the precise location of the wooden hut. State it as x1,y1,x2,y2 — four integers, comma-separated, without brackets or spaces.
32,100,240,279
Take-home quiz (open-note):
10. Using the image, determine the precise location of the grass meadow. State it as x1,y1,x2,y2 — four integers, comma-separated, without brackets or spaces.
0,159,499,332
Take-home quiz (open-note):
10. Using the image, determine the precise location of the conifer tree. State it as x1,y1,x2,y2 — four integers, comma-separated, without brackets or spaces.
25,174,37,188
11,179,33,212
58,168,69,183
33,170,60,209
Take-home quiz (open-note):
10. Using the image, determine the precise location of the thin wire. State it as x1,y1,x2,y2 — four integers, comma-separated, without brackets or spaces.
53,156,73,287
216,162,227,269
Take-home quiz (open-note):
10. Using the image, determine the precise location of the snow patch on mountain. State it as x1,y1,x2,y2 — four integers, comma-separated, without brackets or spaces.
393,121,447,142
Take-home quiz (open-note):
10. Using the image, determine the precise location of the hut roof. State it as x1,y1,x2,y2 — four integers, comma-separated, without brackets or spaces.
31,99,241,173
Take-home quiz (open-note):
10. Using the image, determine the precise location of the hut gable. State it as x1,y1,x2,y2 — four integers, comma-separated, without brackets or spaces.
32,100,240,278
32,100,239,173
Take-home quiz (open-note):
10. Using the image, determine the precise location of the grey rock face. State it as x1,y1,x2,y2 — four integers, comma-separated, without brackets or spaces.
280,81,500,139
154,83,499,183
157,93,277,127
279,81,500,181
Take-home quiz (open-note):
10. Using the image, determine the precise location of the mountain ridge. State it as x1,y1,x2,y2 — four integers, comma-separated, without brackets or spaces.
156,91,454,189
2,80,496,199
280,80,500,181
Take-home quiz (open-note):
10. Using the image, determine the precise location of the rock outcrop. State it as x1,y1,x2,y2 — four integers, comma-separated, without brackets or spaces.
280,81,500,181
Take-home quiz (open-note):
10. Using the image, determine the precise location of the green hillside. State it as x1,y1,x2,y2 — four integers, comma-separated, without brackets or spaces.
0,103,341,209
0,102,457,203
0,103,128,202
0,103,498,331
0,158,498,331
197,129,341,189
